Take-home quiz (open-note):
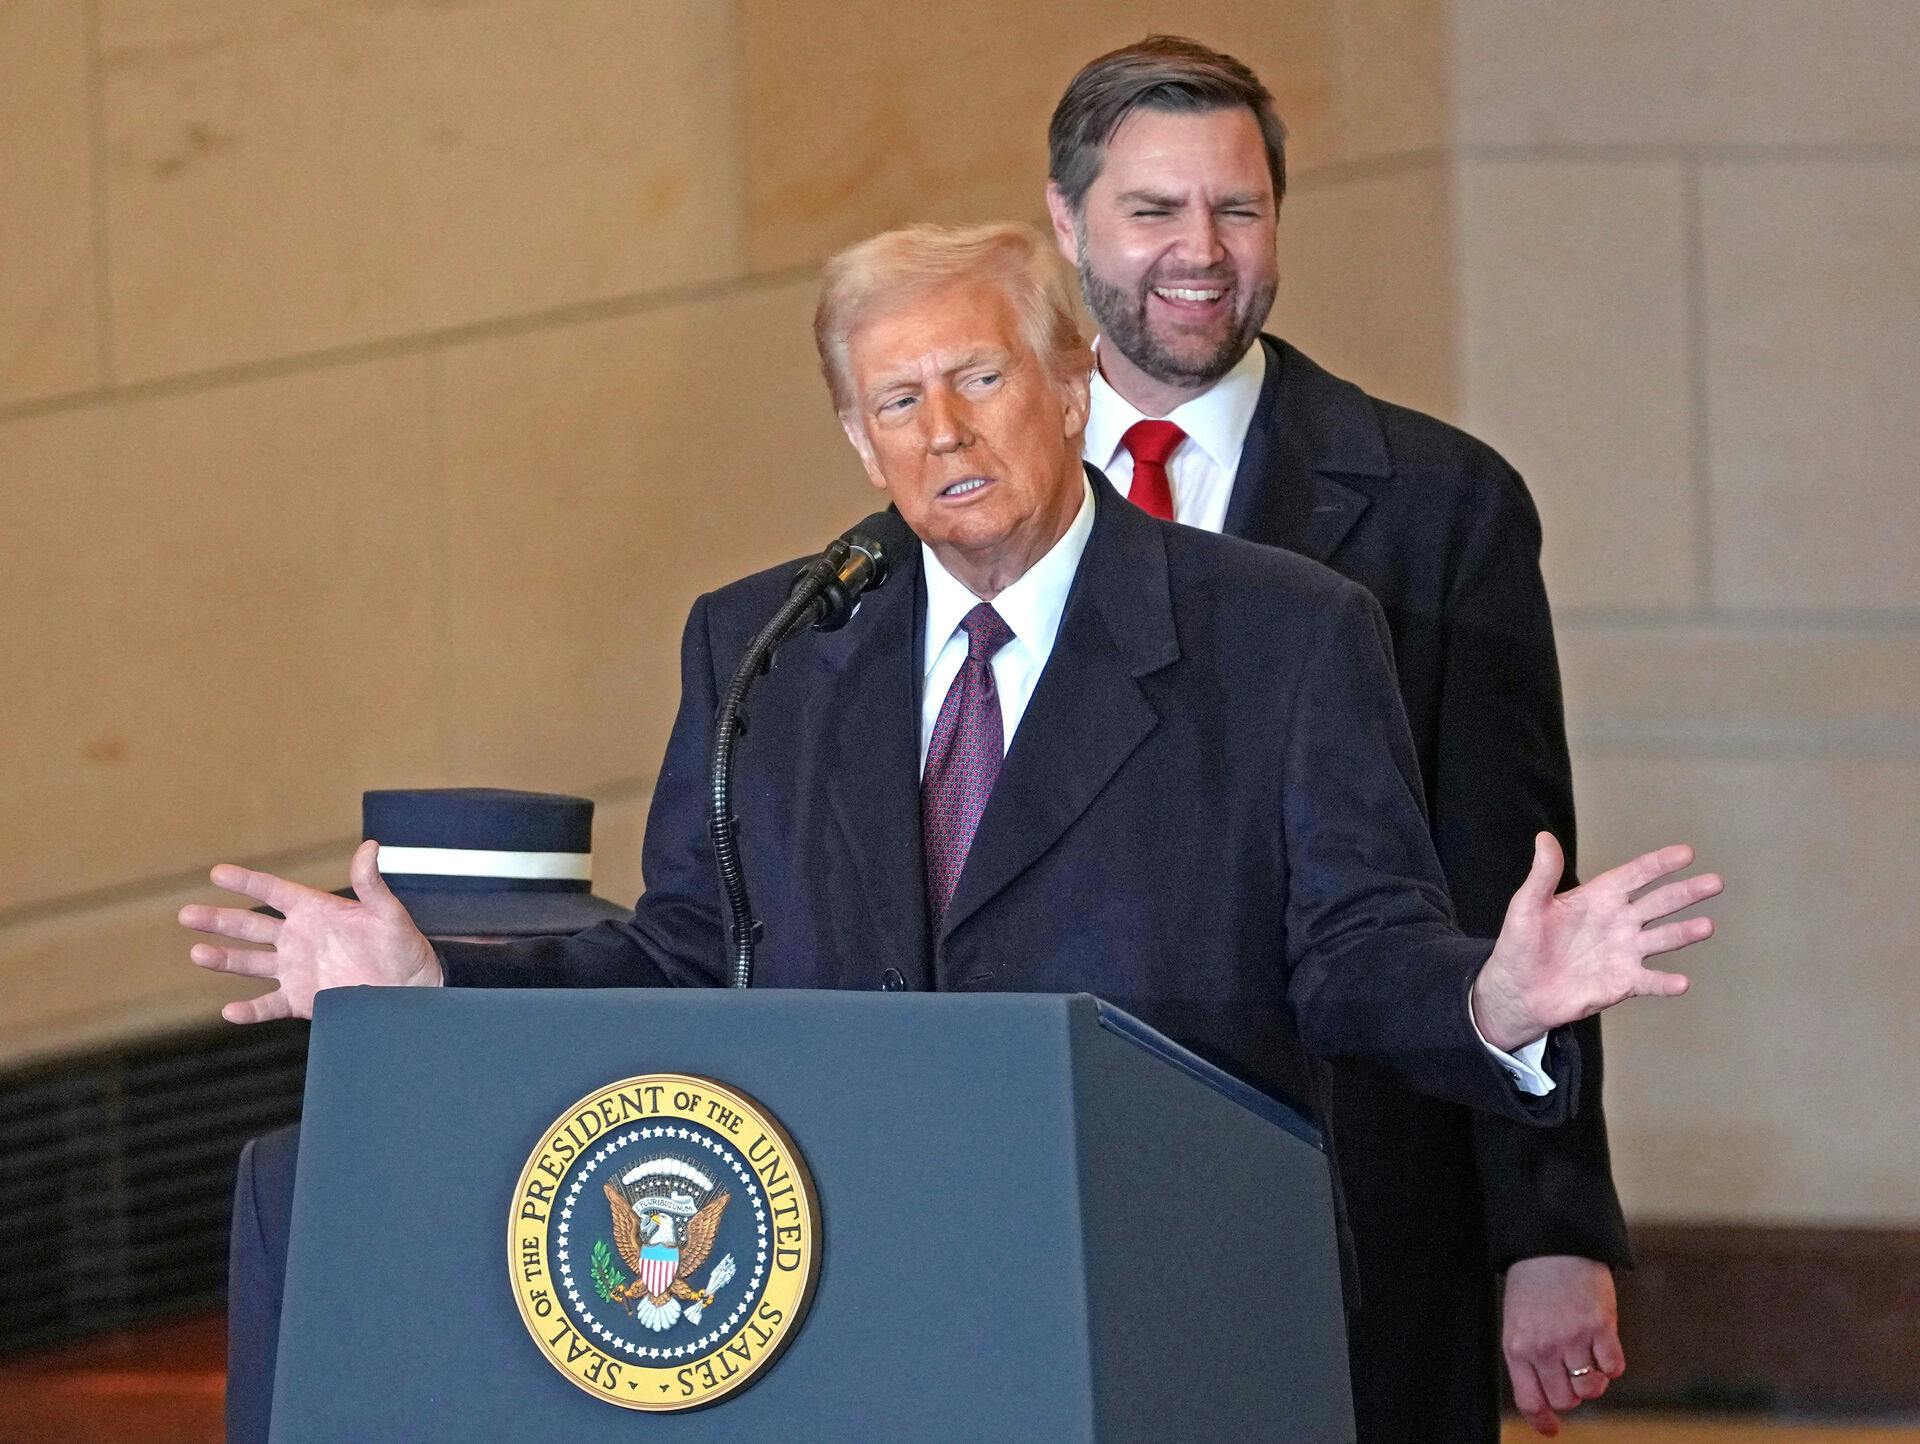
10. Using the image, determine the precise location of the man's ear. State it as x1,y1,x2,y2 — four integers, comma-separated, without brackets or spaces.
1044,183,1079,267
1057,360,1092,441
839,414,888,492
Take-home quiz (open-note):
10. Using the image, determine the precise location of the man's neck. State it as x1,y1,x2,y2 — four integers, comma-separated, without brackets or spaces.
937,553,1021,602
1095,343,1216,418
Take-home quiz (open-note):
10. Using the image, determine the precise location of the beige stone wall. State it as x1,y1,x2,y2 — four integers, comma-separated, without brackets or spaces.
0,0,1431,1059
4,2,1911,1225
0,1,856,1059
1444,3,1920,1224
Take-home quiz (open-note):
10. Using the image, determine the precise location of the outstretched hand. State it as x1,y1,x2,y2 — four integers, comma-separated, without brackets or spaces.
1472,833,1721,1051
179,839,441,1023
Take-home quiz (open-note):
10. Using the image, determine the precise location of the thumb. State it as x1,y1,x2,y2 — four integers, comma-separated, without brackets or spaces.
1522,832,1565,901
348,839,400,912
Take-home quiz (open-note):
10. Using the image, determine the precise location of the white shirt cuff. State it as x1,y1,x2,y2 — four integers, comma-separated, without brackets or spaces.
1468,994,1556,1097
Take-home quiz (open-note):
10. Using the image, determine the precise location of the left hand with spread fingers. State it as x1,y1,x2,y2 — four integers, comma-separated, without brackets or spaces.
178,839,442,1023
1471,833,1723,1052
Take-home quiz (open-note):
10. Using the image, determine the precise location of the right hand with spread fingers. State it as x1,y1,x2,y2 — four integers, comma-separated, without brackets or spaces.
179,839,442,1023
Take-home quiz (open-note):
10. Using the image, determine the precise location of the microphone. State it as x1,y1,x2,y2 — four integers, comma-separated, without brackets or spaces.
810,529,890,631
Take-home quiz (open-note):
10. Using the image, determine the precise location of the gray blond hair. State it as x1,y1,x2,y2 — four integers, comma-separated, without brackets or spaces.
814,223,1087,416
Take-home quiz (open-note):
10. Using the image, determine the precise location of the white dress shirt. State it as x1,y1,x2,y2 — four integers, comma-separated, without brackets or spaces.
1078,343,1554,1094
1082,338,1267,531
919,478,1096,773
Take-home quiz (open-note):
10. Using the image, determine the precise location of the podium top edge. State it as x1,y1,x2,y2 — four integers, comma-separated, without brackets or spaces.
1090,1000,1323,1152
309,987,1321,1149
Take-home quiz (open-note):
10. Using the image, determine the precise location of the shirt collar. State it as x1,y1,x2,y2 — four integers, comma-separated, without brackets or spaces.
921,475,1096,677
1083,336,1267,474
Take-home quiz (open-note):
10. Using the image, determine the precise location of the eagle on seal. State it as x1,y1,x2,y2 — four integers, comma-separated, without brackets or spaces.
602,1181,729,1332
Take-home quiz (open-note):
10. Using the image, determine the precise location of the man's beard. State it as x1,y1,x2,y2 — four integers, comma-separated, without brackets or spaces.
1077,234,1274,391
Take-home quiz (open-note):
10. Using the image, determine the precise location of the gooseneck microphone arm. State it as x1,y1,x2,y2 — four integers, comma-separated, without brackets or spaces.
709,527,890,988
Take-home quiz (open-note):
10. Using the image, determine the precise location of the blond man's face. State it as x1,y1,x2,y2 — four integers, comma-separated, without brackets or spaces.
840,279,1089,595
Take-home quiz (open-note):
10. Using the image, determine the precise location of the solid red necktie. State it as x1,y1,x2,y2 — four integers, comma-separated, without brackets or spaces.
1121,419,1186,521
922,604,1015,919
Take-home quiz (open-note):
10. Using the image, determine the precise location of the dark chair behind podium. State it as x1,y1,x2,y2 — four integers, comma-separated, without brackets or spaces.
272,987,1355,1441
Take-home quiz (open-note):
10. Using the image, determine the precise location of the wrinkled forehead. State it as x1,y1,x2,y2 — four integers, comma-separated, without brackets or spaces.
855,341,1026,396
1092,105,1273,202
846,281,1032,392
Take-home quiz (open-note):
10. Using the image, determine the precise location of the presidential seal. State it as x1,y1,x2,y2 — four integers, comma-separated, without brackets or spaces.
509,1074,820,1410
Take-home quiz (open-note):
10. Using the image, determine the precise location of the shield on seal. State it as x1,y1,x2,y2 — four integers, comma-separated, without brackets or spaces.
639,1243,678,1300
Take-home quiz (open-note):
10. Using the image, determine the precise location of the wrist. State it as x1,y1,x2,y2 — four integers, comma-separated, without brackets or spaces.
1471,958,1540,1052
1508,1254,1610,1279
404,940,445,989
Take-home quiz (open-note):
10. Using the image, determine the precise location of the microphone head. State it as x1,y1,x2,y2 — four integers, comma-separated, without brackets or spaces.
843,532,889,588
812,529,890,632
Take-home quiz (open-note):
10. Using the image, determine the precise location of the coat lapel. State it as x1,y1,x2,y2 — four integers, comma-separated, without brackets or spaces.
812,511,932,981
1222,336,1381,561
938,473,1179,952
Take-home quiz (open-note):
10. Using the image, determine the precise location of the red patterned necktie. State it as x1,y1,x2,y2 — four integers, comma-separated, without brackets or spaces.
922,603,1015,919
1121,418,1186,521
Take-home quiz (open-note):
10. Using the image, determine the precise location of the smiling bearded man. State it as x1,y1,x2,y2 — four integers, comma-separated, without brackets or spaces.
1044,36,1636,1442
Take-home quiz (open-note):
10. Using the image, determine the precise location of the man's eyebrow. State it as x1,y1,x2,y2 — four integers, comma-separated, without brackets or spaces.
1113,189,1270,210
861,348,1015,403
944,348,1014,373
861,372,919,404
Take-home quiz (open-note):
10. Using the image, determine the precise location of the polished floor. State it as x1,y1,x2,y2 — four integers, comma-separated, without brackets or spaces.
0,1313,1913,1443
0,1314,223,1444
1502,1422,1920,1443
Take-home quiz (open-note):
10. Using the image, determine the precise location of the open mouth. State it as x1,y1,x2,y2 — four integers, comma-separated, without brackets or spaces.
1150,284,1230,315
939,477,994,500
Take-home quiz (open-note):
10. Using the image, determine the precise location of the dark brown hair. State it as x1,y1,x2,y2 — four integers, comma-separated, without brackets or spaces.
1048,35,1287,214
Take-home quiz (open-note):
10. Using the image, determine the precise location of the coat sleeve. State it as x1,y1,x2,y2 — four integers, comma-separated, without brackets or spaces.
435,594,730,991
1280,581,1577,1126
1433,465,1631,1270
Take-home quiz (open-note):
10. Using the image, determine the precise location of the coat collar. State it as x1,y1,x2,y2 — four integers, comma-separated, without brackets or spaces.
1220,336,1385,560
810,505,932,980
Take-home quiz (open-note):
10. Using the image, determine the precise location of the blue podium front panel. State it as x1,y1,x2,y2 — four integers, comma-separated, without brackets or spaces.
273,987,1351,1442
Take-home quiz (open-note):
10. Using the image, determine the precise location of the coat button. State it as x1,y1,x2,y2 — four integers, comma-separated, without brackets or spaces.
879,968,907,991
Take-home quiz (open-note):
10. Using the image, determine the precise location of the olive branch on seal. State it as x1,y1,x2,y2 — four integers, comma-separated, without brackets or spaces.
589,1238,629,1303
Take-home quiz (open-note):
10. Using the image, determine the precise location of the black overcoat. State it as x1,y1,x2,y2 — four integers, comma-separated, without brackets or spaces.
1225,338,1631,1442
444,472,1578,1134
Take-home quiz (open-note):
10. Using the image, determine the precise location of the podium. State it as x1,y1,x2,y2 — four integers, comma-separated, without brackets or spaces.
273,987,1354,1441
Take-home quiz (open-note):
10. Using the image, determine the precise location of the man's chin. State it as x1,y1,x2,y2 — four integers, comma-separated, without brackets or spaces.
923,509,1013,555
1133,344,1242,391
1122,316,1253,387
